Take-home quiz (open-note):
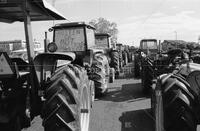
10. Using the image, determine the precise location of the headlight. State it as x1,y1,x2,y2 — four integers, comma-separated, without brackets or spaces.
47,42,57,52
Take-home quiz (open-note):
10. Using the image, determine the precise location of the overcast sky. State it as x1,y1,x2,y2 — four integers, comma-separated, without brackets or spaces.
1,0,200,46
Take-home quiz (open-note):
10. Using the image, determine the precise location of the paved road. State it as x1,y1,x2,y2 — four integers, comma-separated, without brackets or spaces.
89,78,154,131
23,78,154,131
23,62,200,131
23,77,200,131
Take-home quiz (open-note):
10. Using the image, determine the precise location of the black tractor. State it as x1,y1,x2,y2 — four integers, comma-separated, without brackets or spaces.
145,48,200,131
134,39,159,94
94,33,118,82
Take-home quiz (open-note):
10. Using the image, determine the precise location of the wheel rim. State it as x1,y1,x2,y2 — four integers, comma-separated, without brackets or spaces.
80,87,90,131
104,78,108,92
112,69,115,81
155,91,164,131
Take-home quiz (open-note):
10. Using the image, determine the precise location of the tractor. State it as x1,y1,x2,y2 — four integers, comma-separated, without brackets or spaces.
124,45,133,63
134,39,159,94
94,33,118,83
0,1,93,131
116,43,128,69
48,22,111,97
189,48,200,64
146,48,200,131
137,46,200,131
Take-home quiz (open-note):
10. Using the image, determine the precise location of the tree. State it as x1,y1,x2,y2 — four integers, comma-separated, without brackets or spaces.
89,17,118,45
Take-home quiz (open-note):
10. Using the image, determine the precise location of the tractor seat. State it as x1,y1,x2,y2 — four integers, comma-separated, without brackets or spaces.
11,58,29,71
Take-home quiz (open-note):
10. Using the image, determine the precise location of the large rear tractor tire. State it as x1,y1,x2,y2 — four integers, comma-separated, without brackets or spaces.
134,55,140,78
164,90,196,131
157,77,197,131
142,60,154,95
90,54,109,96
43,64,91,131
110,50,120,78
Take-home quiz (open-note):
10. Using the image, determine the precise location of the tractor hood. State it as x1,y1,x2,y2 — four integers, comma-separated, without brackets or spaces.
91,48,105,54
0,0,66,23
34,52,76,63
34,52,75,83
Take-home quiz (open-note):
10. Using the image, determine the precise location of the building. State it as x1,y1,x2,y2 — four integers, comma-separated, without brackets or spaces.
161,40,188,51
0,39,42,54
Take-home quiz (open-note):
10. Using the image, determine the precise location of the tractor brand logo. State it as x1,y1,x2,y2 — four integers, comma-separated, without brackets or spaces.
0,53,13,75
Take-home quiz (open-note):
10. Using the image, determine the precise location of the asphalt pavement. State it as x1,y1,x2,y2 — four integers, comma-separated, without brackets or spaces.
89,78,154,131
23,61,200,131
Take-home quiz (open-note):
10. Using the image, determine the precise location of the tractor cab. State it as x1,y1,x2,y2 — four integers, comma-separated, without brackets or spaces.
95,33,111,49
48,22,96,66
140,39,158,53
51,22,95,52
116,43,123,51
140,39,158,60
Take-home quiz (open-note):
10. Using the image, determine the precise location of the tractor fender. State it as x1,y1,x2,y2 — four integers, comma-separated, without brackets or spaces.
92,48,104,55
34,52,75,83
34,52,75,63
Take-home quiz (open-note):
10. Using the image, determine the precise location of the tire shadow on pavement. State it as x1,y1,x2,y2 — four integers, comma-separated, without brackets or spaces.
99,83,147,102
119,109,154,131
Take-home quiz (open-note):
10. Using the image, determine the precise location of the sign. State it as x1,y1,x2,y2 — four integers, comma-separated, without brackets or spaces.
0,53,14,76
55,28,85,52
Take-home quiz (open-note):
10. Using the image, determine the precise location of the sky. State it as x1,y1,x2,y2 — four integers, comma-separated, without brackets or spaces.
1,0,200,47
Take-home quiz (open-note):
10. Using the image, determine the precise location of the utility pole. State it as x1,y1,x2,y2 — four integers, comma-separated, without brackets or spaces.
174,31,177,40
174,31,177,48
